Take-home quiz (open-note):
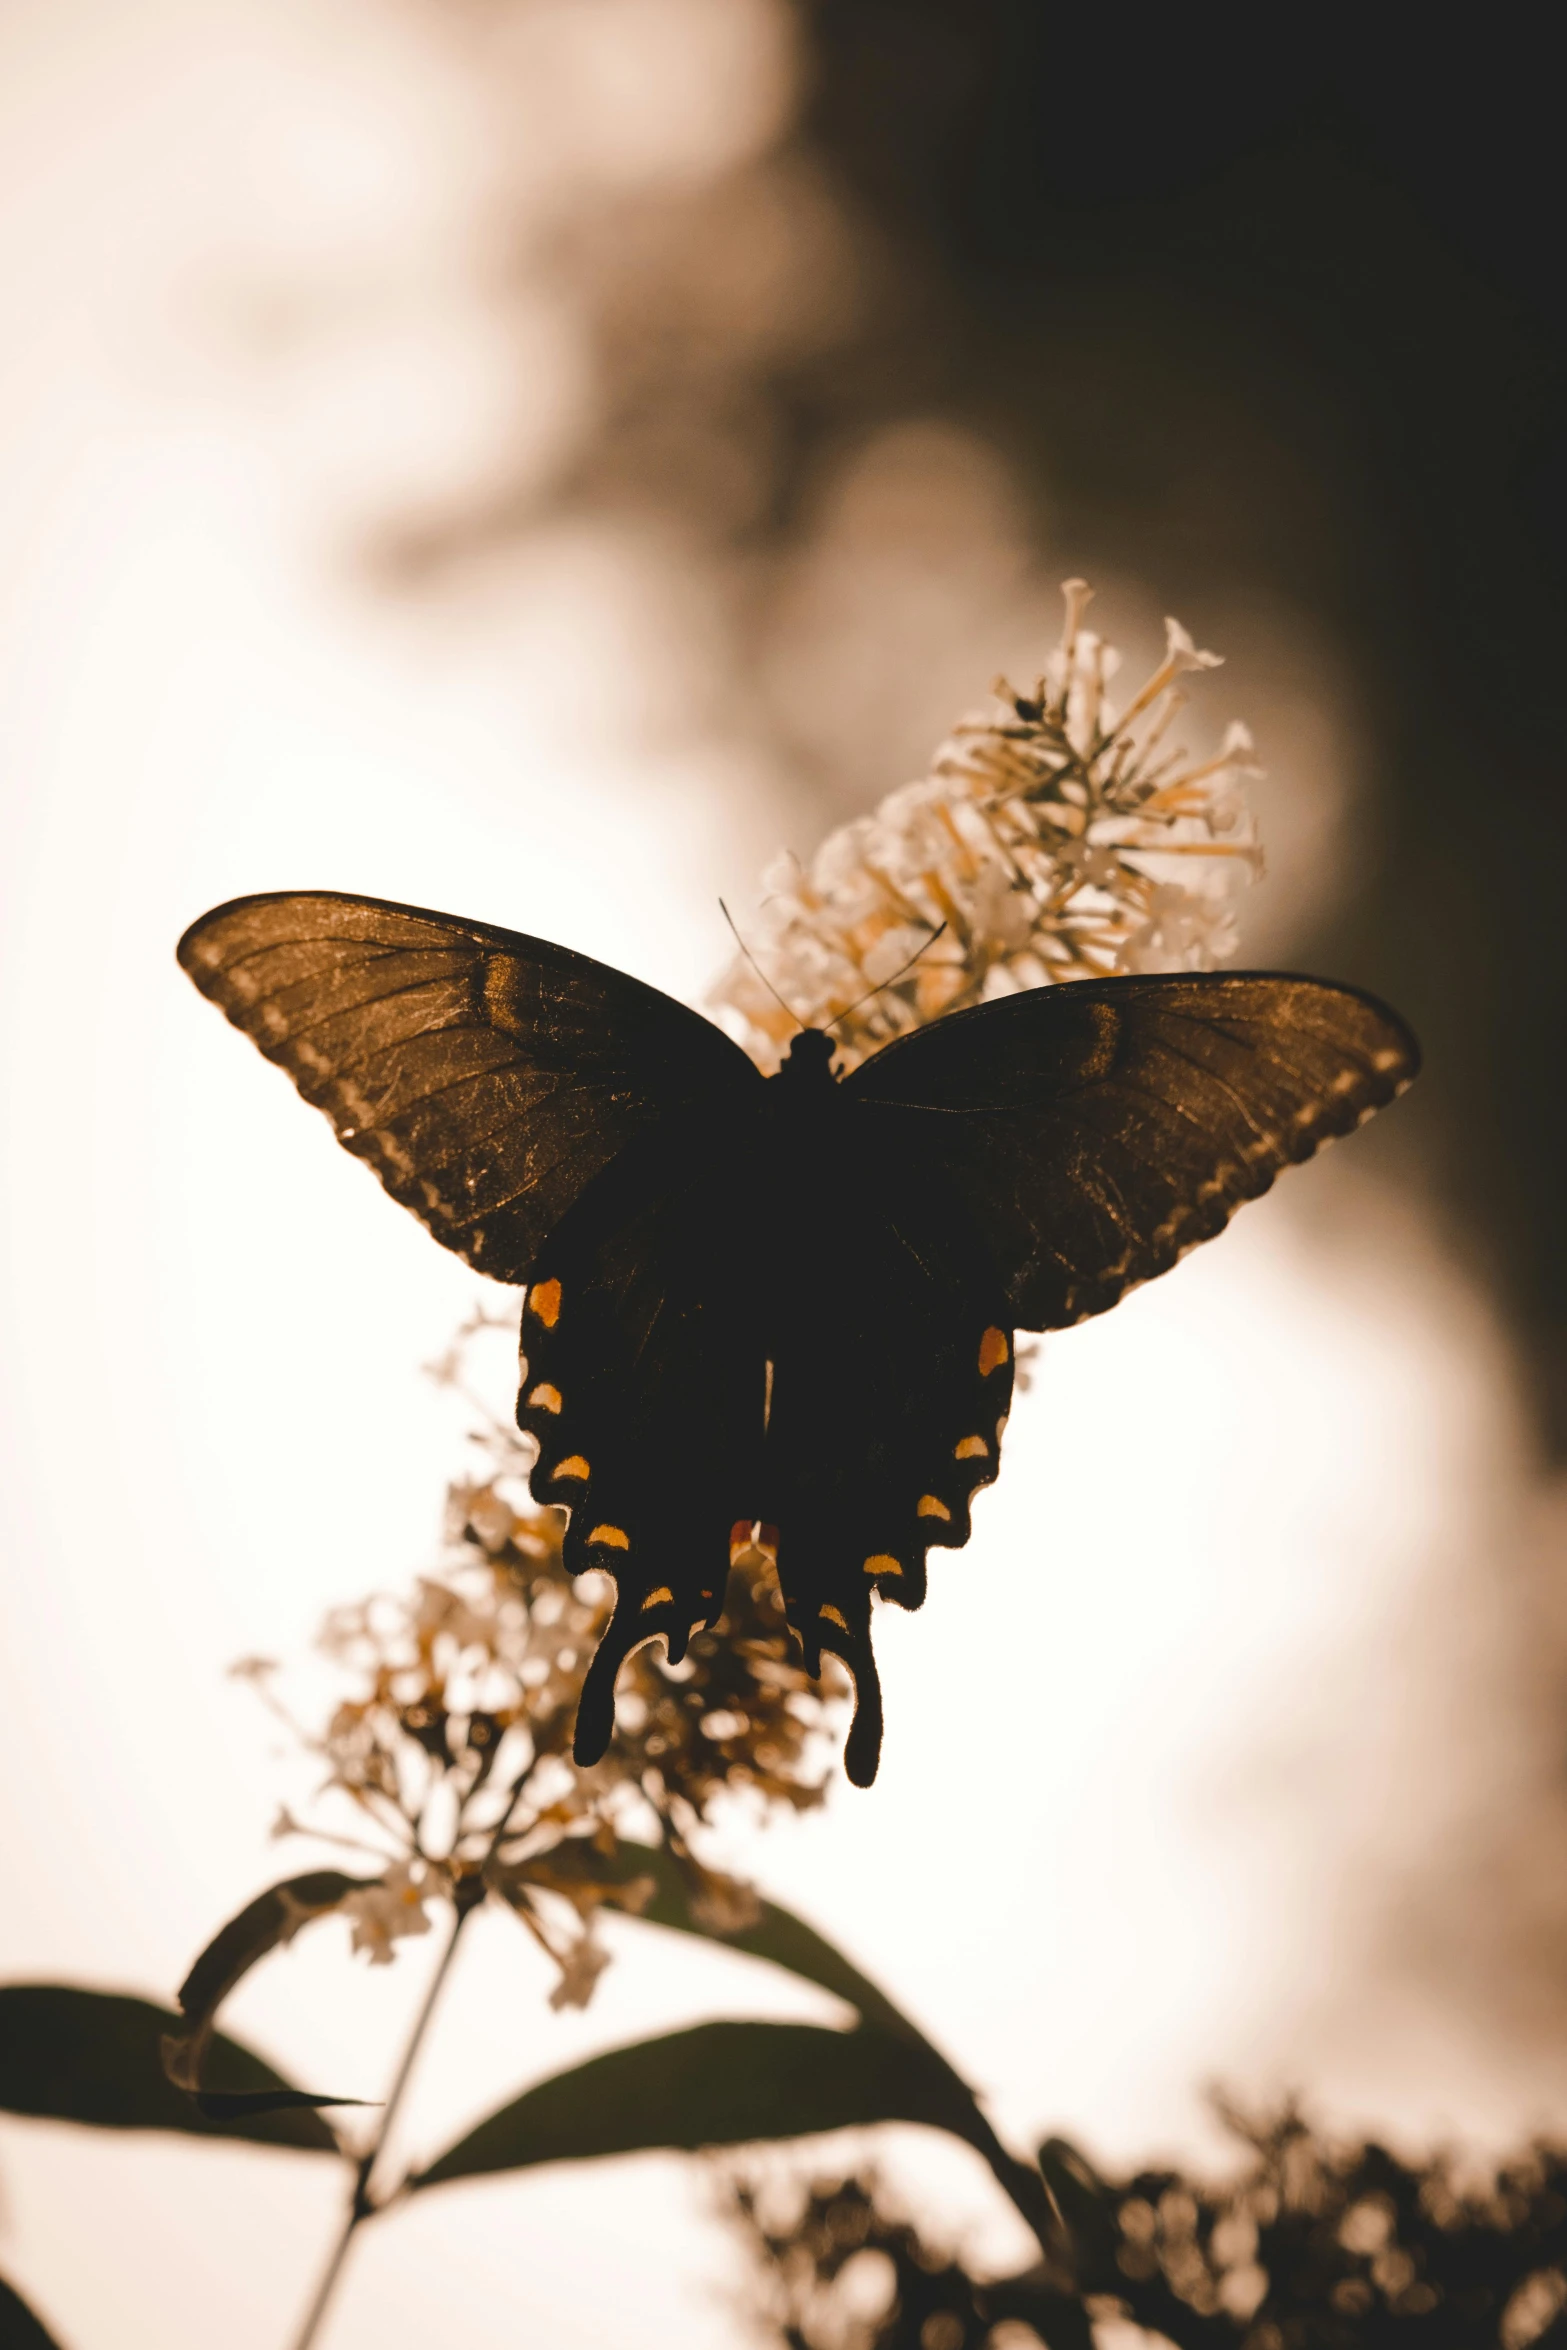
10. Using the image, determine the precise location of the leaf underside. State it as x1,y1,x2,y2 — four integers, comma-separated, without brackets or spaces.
442,1841,1056,2240
0,1985,340,2154
414,2017,999,2189
591,1840,923,2042
0,2271,68,2350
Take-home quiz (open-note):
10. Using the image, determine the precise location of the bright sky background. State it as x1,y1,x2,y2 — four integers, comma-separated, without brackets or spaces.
3,6,1563,2348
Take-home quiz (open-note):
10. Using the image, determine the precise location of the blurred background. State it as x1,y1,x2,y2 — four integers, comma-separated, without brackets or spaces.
2,3,1565,2344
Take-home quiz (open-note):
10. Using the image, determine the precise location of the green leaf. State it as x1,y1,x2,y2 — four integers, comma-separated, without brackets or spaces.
189,2087,374,2122
0,1985,340,2153
163,1870,366,2104
570,1841,1057,2246
414,2017,1017,2190
597,1841,922,2044
172,1870,364,2035
0,2271,68,2349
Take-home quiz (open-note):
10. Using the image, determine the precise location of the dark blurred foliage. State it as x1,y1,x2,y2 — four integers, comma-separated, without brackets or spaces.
795,6,1567,1440
737,2171,1017,2350
396,3,1567,1445
735,2104,1567,2349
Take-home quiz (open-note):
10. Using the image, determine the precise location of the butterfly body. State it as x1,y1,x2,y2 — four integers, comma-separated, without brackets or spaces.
179,890,1419,1784
510,1022,1013,1784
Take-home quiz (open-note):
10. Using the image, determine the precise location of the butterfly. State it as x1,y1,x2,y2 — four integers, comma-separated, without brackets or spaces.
178,891,1419,1784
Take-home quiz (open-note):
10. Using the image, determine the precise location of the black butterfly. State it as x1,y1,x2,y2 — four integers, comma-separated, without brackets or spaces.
178,891,1419,1784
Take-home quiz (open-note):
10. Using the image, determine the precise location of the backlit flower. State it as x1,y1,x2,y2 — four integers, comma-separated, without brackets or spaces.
546,1926,613,2012
248,1381,846,2001
342,1861,438,1966
710,581,1261,1071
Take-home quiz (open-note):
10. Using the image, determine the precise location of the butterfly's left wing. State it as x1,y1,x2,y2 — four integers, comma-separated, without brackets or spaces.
845,972,1420,1330
177,891,763,1283
514,1127,767,1767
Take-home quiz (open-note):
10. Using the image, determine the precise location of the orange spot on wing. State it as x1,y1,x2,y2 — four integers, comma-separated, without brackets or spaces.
588,1524,630,1550
978,1326,1009,1376
917,1494,952,1520
954,1435,988,1459
819,1604,849,1631
529,1279,562,1327
527,1383,562,1414
641,1586,673,1609
553,1455,590,1480
864,1554,902,1578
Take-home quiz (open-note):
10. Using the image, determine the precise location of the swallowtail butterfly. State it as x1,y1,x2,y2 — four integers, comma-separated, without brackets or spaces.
179,892,1418,1784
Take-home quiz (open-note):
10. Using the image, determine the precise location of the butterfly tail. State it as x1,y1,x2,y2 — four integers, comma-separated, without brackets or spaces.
841,1655,884,1788
569,1524,734,1767
817,1607,885,1789
777,1545,885,1787
572,1607,634,1769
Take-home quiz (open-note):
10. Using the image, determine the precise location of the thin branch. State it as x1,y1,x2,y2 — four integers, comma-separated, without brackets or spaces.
284,1762,539,2350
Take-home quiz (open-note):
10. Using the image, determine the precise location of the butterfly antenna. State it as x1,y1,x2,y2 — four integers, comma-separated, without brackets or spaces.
718,899,804,1029
828,921,950,1032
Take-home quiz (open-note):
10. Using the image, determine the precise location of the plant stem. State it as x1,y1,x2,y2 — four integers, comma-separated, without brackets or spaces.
283,2180,365,2350
286,1897,471,2350
286,1771,535,2350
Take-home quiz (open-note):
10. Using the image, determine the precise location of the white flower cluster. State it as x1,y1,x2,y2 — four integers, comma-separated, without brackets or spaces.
342,1860,437,1967
711,580,1263,1071
246,1441,841,2006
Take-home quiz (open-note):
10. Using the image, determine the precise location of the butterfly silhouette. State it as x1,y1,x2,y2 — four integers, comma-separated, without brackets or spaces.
179,891,1419,1784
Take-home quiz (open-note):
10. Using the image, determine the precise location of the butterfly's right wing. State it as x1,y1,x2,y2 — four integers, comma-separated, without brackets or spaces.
845,973,1419,1330
761,1152,1015,1788
178,891,763,1284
